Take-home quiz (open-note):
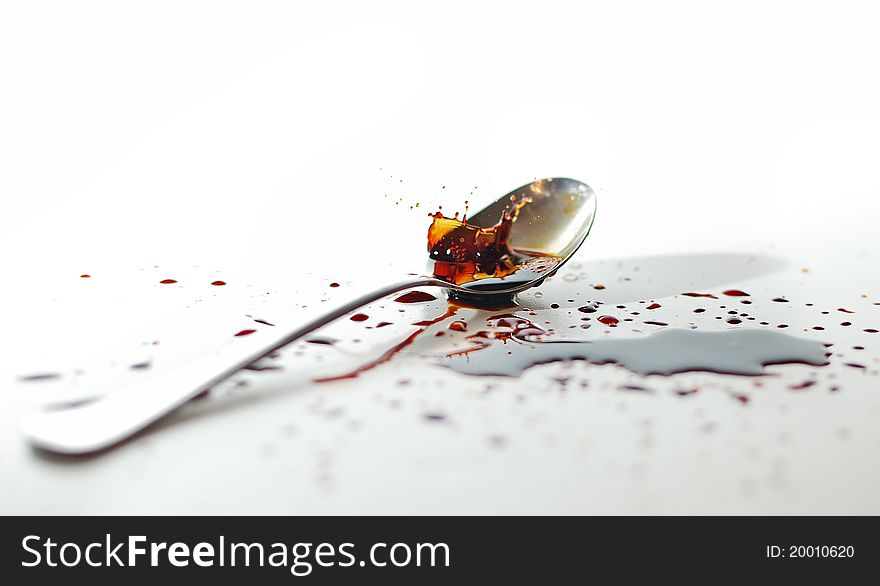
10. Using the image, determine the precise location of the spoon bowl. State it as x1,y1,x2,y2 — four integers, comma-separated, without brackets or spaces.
468,177,597,259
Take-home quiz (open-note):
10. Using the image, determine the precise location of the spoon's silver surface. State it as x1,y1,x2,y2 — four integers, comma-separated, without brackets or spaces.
21,178,596,454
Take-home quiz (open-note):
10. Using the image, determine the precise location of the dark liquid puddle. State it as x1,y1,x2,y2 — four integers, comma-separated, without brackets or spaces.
441,328,829,377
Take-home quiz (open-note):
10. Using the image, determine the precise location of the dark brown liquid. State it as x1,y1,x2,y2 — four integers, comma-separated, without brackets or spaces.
425,198,560,293
447,293,520,310
789,380,816,390
427,199,528,263
444,313,545,361
441,328,829,377
395,291,437,303
682,292,718,299
598,316,619,327
314,329,423,383
620,384,650,392
315,306,459,382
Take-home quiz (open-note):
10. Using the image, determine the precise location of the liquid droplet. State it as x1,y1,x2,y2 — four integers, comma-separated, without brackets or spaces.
682,292,718,299
395,291,437,303
788,380,816,390
18,372,62,382
448,320,468,331
598,315,619,327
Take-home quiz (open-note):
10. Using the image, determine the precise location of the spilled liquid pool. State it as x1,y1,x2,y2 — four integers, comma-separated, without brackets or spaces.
441,328,829,377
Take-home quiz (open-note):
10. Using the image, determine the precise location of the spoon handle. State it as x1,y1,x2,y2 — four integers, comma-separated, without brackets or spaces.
21,277,439,454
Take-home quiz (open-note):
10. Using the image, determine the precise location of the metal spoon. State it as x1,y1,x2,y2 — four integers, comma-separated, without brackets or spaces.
21,177,597,454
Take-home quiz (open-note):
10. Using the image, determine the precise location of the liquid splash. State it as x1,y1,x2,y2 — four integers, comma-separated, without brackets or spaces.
426,197,561,290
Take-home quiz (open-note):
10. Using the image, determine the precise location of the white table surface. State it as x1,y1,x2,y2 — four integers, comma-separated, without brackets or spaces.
2,1,880,514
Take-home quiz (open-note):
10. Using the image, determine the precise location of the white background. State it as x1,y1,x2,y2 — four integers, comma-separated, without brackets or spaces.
1,1,879,514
